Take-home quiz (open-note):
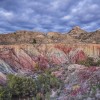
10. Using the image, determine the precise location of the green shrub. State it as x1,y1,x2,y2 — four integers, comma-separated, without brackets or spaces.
78,57,100,67
32,39,36,44
0,72,62,100
0,86,11,100
36,92,44,100
96,60,100,66
7,74,37,98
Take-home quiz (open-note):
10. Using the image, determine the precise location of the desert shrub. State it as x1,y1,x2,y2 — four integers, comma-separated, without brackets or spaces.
34,62,47,72
0,86,11,100
7,74,36,99
96,60,100,66
36,92,44,100
78,57,93,67
32,39,36,44
78,57,100,67
0,72,62,100
35,73,62,94
34,63,44,72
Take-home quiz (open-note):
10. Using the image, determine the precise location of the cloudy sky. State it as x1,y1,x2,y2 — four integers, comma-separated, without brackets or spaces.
0,0,100,33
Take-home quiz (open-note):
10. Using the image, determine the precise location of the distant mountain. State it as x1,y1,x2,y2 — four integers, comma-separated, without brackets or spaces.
68,26,87,38
78,30,100,43
0,26,99,44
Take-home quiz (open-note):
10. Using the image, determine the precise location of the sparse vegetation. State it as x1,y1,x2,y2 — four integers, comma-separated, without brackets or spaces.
0,71,63,100
0,85,11,100
32,39,37,44
78,57,100,67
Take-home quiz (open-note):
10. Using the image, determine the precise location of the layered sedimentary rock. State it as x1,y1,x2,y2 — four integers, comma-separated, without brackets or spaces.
0,27,100,85
0,72,6,85
0,43,99,58
0,43,100,80
0,27,99,99
0,47,36,74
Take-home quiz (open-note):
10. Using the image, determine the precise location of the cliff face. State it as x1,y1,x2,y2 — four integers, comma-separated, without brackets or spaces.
0,27,100,85
0,28,100,100
0,43,99,58
0,43,100,77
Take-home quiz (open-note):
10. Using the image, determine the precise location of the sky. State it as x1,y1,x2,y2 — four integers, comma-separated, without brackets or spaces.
0,0,100,33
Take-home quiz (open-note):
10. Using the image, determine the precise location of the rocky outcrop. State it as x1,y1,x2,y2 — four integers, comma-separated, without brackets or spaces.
0,72,6,85
79,30,100,43
68,26,87,38
0,31,46,44
52,65,100,100
0,43,99,81
47,32,60,38
0,27,99,99
0,48,36,74
0,26,99,44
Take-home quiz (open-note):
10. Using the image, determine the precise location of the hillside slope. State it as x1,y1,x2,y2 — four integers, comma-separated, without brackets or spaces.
0,26,99,44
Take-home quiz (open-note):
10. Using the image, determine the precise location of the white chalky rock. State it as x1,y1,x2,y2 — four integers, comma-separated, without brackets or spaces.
50,90,57,97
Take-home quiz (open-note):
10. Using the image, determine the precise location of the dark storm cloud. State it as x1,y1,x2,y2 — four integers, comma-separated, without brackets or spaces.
0,0,100,33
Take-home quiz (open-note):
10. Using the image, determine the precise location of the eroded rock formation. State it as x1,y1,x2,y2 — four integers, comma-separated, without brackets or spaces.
0,43,99,77
0,27,100,89
0,27,100,100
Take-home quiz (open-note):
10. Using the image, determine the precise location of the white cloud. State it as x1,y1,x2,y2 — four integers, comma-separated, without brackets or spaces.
62,15,72,20
0,9,14,20
0,0,99,33
82,22,98,31
33,27,48,32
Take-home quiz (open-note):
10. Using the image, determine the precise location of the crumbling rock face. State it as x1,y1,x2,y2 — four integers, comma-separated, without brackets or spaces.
0,27,100,84
80,30,100,43
68,26,87,38
0,43,99,81
52,65,100,100
0,48,36,74
0,72,6,85
0,44,81,76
